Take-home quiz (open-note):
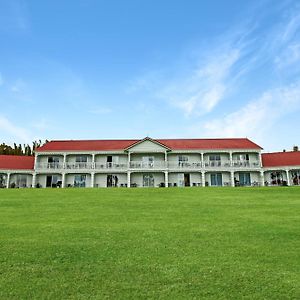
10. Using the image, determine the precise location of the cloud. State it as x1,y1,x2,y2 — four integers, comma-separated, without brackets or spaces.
0,116,32,143
156,48,242,116
202,82,300,140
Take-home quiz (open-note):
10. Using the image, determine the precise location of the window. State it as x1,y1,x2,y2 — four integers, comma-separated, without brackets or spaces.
48,156,60,168
209,155,221,161
74,175,86,187
270,172,283,185
237,154,249,161
16,175,27,188
0,174,7,188
142,156,154,167
239,172,251,186
291,171,300,185
211,173,222,186
178,155,188,167
75,156,88,163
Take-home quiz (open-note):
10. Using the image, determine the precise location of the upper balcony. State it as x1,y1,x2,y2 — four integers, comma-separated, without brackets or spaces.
35,159,261,171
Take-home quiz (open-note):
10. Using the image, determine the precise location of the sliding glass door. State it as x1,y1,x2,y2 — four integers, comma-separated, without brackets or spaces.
211,173,222,186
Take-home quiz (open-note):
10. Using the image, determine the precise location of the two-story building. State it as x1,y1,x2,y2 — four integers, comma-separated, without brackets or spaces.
0,137,299,188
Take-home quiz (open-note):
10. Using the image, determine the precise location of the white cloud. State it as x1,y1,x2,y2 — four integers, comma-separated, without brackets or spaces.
158,48,241,116
202,82,300,141
0,116,32,143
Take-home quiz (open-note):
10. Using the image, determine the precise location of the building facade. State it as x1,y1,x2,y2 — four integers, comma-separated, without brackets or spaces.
1,137,300,188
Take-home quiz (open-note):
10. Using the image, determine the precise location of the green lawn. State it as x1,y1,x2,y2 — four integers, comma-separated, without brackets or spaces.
0,187,299,299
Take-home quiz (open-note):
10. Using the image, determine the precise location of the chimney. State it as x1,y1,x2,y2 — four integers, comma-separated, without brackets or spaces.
293,145,299,152
283,149,286,152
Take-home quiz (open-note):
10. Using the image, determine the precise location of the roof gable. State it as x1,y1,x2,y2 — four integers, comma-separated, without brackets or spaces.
125,137,170,152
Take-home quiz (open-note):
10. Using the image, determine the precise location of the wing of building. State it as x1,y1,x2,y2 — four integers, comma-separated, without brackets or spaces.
1,137,299,188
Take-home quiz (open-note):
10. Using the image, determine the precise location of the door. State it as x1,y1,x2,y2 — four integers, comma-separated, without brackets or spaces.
211,173,222,186
46,176,52,187
239,172,251,186
184,173,190,187
143,174,154,187
107,175,118,187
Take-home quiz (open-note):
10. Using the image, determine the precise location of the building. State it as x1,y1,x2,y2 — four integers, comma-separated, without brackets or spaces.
0,137,299,188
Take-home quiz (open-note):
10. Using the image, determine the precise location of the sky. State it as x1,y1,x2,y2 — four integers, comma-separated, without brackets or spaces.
0,0,300,152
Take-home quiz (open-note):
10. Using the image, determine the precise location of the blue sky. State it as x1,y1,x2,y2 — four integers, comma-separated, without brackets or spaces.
0,0,300,152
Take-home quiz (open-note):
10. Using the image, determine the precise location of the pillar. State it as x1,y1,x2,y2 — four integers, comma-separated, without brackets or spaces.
127,172,131,188
201,152,204,167
32,173,36,188
231,171,235,187
286,170,290,186
63,153,67,169
91,172,95,188
229,151,233,166
259,171,264,186
6,173,10,188
201,171,205,187
165,152,168,168
92,154,95,169
128,152,131,169
165,171,168,187
62,173,66,188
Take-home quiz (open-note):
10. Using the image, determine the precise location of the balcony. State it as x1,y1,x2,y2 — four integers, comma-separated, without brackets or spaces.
95,162,127,170
204,161,231,168
35,162,64,170
232,161,260,168
129,161,167,169
66,162,93,170
168,161,202,169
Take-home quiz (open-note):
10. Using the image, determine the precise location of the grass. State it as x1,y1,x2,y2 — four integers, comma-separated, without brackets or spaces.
0,187,299,299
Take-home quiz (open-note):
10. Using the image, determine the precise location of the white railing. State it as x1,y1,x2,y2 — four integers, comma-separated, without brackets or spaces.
94,162,127,170
66,162,94,169
232,161,260,168
204,161,231,168
168,161,202,169
35,162,64,169
129,161,167,169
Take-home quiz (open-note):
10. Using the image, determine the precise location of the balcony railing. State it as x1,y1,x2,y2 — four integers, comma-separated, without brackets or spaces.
35,163,64,169
66,162,93,169
35,160,262,170
168,162,202,169
94,162,127,170
129,161,167,169
232,161,260,168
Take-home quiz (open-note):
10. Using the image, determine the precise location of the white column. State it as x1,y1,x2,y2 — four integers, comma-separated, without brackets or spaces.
260,171,265,186
34,154,38,170
6,173,10,188
229,151,233,166
127,172,131,188
63,153,67,169
201,171,205,187
91,172,95,188
258,152,263,167
165,171,168,187
62,173,66,188
286,170,290,186
165,152,168,169
201,152,204,167
92,154,95,169
231,171,235,187
128,152,131,169
32,173,36,188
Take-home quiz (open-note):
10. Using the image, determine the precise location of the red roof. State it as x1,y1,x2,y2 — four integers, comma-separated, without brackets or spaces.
262,151,300,167
0,155,34,170
36,137,262,152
